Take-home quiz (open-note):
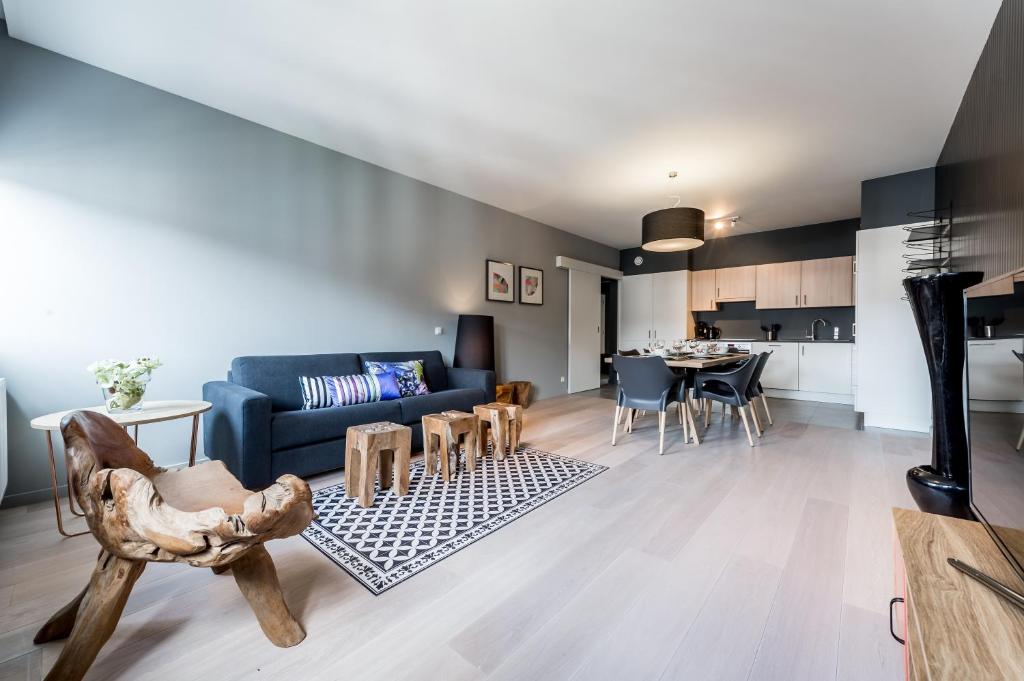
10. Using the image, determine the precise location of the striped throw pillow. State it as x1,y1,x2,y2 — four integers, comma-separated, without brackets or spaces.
325,373,383,407
299,376,333,410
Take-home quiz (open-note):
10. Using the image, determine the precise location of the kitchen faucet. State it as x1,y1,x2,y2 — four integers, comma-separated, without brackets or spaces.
807,318,829,341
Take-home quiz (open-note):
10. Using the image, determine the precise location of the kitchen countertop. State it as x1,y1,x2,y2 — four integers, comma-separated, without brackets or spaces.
704,338,856,344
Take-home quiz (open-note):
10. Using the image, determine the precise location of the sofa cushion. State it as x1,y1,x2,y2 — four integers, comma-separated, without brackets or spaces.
232,354,362,411
396,388,486,425
270,400,401,451
358,351,448,393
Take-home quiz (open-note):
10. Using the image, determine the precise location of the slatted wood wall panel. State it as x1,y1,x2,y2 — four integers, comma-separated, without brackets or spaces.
936,0,1024,279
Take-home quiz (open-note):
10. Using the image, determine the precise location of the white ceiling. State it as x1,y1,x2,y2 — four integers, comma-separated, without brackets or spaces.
5,1,1001,248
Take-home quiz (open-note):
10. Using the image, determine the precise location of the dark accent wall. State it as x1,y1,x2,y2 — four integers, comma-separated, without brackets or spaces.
693,304,856,342
936,0,1024,279
861,167,936,229
619,218,859,275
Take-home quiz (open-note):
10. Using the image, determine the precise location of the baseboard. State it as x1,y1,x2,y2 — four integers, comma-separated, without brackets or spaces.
763,388,854,405
0,455,210,509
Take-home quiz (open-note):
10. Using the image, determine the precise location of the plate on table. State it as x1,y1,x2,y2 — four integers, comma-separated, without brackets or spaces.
690,353,710,359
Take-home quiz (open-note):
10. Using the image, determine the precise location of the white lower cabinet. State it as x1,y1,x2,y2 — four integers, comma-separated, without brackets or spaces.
798,343,853,394
751,342,799,390
968,339,1024,401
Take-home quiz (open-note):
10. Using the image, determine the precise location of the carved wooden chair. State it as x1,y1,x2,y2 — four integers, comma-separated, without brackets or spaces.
35,410,314,681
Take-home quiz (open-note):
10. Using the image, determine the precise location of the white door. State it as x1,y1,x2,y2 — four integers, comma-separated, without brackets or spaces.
798,343,853,394
752,342,800,390
568,269,602,393
619,274,652,351
651,271,688,341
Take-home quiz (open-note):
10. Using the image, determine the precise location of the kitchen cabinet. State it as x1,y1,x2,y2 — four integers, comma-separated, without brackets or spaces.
968,339,1024,401
755,261,802,309
798,342,853,394
751,342,799,390
690,270,718,311
619,272,689,350
800,256,854,307
715,265,756,301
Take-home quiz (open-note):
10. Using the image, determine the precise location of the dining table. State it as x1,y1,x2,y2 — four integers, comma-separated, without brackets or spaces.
603,352,748,370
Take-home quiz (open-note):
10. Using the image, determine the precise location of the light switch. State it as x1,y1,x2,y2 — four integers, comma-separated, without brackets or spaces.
434,326,443,336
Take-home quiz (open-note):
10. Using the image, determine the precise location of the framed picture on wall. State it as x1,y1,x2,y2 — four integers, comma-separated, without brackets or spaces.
519,266,544,305
486,259,515,303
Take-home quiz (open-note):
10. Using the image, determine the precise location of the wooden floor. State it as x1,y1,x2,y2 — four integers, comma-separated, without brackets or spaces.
0,391,926,680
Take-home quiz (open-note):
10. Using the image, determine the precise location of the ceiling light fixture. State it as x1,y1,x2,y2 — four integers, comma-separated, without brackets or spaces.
714,216,740,231
641,172,705,252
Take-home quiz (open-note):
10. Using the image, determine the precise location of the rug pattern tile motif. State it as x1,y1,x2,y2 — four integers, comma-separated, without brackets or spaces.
302,447,606,594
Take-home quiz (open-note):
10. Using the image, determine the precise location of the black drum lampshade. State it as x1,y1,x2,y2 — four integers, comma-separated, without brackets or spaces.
454,314,495,372
641,207,705,252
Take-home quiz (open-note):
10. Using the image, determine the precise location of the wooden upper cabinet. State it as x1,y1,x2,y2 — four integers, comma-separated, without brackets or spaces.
715,265,756,301
801,256,853,307
755,261,802,309
689,269,717,311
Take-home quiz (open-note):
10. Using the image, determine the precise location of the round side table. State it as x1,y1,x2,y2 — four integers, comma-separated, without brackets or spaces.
30,400,212,537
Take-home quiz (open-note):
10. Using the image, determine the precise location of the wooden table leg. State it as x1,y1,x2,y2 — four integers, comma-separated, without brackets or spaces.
492,411,509,461
477,419,488,458
393,429,411,496
464,429,477,473
379,449,394,490
439,430,452,483
45,432,88,539
344,440,360,498
358,444,379,508
424,432,437,476
509,415,522,452
188,414,199,467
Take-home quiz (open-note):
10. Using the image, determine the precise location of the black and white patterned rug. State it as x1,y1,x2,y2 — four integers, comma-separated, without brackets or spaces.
302,446,606,595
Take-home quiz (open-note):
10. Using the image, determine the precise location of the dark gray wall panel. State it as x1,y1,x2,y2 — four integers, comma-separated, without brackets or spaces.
937,0,1024,279
860,167,936,229
620,218,859,275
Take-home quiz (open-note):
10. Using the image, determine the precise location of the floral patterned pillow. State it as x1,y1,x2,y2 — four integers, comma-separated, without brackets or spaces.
363,360,430,397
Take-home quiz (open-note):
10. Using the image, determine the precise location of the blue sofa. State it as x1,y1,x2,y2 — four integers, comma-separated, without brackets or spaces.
202,351,495,489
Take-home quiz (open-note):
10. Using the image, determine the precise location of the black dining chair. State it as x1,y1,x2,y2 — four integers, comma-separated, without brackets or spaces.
694,355,760,446
745,351,773,433
611,355,683,454
1015,350,1024,451
673,370,701,445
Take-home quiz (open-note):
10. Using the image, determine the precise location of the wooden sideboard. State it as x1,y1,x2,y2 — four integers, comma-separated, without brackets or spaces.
893,508,1024,679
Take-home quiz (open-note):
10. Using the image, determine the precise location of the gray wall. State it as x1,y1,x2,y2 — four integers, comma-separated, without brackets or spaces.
0,33,618,505
860,167,935,229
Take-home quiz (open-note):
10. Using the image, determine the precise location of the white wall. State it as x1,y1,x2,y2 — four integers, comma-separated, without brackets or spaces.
855,226,931,431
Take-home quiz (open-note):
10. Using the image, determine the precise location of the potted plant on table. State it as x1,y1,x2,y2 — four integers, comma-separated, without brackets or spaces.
87,357,162,413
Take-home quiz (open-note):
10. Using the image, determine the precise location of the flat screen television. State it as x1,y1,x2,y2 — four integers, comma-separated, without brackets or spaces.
966,286,1024,588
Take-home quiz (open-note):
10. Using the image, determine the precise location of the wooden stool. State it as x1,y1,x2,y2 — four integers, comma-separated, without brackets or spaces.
421,411,479,482
345,422,412,508
473,402,524,460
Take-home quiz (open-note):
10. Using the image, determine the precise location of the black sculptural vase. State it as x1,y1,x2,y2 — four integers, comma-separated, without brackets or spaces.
903,271,983,520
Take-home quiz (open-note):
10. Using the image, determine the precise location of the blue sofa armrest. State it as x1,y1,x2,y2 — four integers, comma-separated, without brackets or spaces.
447,367,496,402
202,381,273,490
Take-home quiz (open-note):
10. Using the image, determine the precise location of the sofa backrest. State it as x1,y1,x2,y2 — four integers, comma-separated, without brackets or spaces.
357,351,448,393
231,354,362,411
